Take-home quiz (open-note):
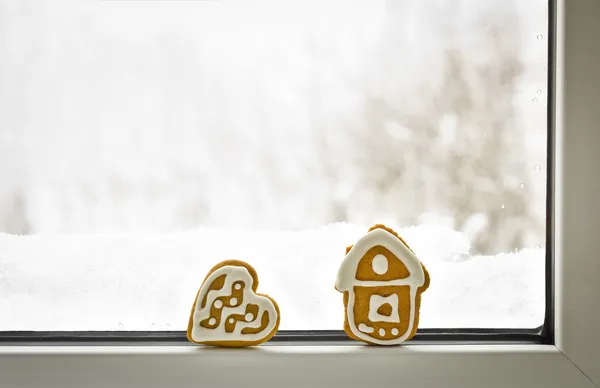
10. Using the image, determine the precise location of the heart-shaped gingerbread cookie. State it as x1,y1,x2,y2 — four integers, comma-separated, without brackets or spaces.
187,260,280,347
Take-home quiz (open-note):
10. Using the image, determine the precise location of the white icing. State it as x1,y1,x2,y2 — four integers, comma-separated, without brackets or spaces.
229,317,235,324
245,313,254,321
336,229,426,291
230,297,238,306
190,265,278,343
234,283,241,290
391,328,399,336
335,228,426,345
208,318,216,325
358,323,374,334
378,328,385,336
372,254,388,275
368,294,400,323
214,300,223,309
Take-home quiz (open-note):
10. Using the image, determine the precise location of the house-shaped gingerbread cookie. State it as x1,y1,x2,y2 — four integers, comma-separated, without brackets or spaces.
335,225,430,345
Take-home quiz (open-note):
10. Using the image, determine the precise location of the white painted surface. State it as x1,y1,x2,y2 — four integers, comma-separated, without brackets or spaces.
0,345,594,388
555,0,600,385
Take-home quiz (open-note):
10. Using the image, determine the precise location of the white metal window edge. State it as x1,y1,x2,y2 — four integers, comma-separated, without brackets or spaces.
554,0,600,386
2,1,599,387
0,345,595,388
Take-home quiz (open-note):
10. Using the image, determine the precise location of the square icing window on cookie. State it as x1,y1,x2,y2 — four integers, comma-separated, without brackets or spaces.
368,294,400,323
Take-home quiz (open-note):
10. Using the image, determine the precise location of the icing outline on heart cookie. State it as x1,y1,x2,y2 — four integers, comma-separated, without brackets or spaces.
187,260,280,347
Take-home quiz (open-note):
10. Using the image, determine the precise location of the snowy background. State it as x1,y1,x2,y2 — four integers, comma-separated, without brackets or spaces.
0,0,547,330
0,224,544,331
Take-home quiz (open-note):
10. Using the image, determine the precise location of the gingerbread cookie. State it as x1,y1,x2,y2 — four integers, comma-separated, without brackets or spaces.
335,225,430,345
187,260,280,347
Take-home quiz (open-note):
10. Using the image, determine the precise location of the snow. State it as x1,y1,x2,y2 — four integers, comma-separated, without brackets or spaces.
0,224,544,331
0,0,548,332
0,0,548,255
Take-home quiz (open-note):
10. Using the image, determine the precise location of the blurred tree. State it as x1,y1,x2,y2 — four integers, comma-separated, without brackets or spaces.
435,8,534,254
348,2,535,254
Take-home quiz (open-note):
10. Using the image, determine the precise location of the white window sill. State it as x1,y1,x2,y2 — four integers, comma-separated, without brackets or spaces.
0,344,595,388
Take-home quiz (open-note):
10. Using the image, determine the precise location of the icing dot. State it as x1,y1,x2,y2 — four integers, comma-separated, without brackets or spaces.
208,318,216,325
378,328,385,337
537,34,544,40
245,313,254,321
230,297,238,305
229,317,235,324
537,89,543,94
532,97,538,103
234,283,242,290
500,204,506,209
214,300,223,309
534,165,541,171
391,328,399,336
372,254,388,275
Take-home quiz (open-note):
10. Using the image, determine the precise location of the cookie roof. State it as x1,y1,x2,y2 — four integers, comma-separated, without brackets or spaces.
335,228,426,291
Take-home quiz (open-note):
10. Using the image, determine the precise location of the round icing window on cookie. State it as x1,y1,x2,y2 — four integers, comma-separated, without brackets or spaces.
372,254,388,275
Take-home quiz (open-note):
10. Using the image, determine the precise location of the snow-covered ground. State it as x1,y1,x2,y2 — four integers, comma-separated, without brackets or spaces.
0,224,544,331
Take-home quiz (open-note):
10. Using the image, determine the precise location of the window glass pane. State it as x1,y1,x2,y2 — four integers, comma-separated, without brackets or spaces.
0,0,547,331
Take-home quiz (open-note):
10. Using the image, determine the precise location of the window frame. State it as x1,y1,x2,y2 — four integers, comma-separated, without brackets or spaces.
2,0,600,386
